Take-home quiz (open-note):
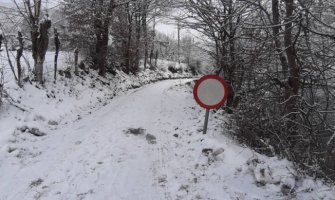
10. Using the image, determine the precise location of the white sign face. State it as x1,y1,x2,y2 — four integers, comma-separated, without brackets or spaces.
197,79,226,106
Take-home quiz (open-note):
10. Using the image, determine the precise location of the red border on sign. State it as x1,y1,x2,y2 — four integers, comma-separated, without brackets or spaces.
193,75,229,109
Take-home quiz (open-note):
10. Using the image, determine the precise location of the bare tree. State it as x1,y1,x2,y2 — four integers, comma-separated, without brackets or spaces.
92,0,116,76
1,28,17,82
13,0,51,84
63,0,122,76
180,0,246,112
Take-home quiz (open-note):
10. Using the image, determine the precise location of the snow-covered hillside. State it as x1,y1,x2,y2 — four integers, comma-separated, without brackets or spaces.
0,51,193,148
0,49,334,200
0,77,334,199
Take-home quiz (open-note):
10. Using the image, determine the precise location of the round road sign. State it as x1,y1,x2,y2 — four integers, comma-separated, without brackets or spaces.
193,75,229,109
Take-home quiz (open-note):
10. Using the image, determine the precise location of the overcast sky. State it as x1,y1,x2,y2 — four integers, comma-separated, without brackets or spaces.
0,0,10,5
0,0,59,7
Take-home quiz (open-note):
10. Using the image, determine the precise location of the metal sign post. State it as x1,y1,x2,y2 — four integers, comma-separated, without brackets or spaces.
203,109,210,135
193,75,229,135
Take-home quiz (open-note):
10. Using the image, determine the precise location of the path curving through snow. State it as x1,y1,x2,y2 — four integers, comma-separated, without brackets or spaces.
0,79,334,200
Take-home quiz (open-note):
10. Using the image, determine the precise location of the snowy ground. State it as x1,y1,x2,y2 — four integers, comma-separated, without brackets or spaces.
0,50,334,200
0,78,334,200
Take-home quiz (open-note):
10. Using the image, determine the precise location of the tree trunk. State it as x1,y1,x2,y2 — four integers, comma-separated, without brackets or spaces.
155,49,158,67
94,0,116,77
126,20,132,73
93,35,102,70
177,19,181,64
150,9,156,69
34,18,51,84
125,32,132,73
74,48,79,76
16,31,23,87
272,0,289,78
97,32,108,76
54,28,60,82
284,0,300,147
142,2,148,69
0,33,3,50
36,57,44,83
134,14,141,72
225,0,236,112
31,28,39,74
149,49,154,66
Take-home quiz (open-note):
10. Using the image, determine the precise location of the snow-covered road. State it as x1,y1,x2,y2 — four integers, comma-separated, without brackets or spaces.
1,80,334,200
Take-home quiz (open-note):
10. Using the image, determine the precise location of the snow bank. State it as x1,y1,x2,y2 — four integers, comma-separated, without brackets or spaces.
168,84,335,200
0,56,194,150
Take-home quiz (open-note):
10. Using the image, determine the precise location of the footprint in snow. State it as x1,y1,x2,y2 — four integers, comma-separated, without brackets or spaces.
146,134,157,144
124,128,157,144
124,127,145,135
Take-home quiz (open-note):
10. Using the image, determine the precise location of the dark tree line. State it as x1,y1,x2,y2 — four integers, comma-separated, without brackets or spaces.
1,0,198,87
61,0,175,75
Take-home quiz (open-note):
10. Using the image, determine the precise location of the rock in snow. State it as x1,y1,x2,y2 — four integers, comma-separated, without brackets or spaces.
28,128,46,137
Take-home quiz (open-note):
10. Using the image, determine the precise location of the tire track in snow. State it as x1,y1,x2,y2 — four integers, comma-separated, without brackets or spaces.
146,87,175,200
